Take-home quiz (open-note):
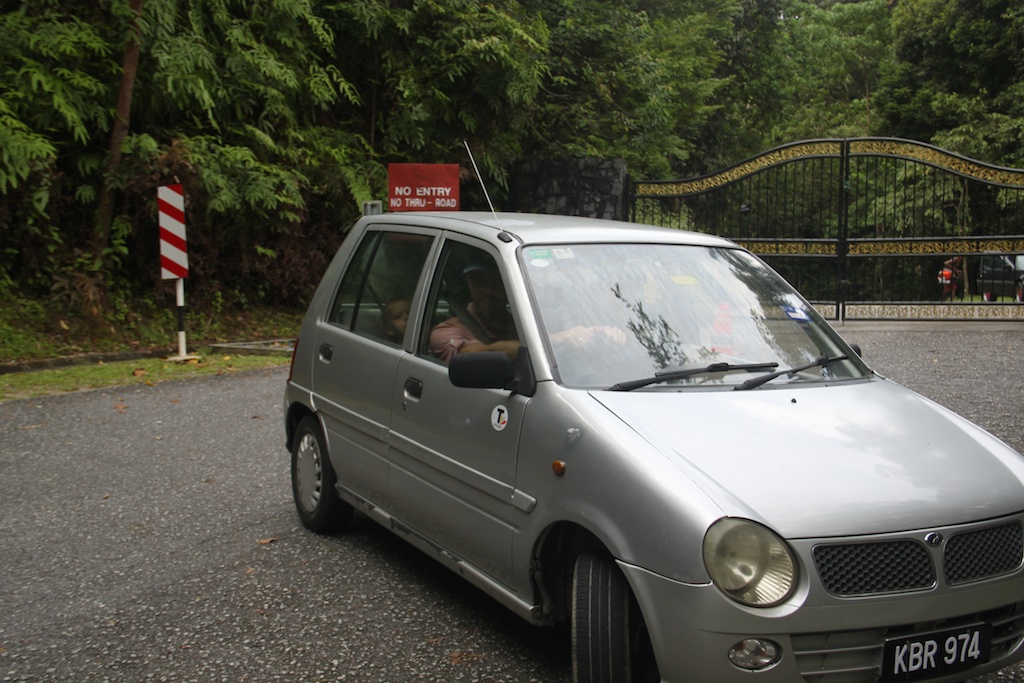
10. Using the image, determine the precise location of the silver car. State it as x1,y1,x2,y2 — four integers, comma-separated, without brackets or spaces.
284,212,1024,683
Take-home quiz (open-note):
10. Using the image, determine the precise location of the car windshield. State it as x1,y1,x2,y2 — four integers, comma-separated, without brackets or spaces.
522,243,870,389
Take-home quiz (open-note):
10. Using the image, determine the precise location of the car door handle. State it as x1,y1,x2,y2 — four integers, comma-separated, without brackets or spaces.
319,343,333,362
404,377,423,400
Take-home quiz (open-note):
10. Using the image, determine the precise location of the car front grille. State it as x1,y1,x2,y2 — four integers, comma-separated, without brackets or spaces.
945,521,1024,585
813,522,1024,597
793,601,1024,683
814,541,935,596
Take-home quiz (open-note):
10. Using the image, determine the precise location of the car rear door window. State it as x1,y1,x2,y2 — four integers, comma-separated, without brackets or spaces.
328,230,432,347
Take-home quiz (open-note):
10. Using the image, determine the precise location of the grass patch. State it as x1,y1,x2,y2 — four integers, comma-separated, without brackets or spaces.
0,293,303,401
0,350,292,402
0,294,304,363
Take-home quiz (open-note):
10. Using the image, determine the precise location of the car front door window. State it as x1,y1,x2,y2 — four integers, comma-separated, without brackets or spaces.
422,242,520,363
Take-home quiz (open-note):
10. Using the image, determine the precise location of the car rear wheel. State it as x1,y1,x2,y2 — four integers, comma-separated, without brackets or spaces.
572,552,659,683
291,415,353,533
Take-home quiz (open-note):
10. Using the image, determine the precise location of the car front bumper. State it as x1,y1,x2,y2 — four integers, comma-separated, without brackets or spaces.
621,560,1024,683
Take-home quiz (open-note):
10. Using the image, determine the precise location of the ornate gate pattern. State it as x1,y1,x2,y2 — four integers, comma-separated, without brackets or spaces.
631,138,1024,320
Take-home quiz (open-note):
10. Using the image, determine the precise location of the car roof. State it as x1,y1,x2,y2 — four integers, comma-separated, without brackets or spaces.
357,212,738,249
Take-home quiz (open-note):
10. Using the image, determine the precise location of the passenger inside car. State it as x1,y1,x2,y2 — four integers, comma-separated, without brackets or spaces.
383,297,411,343
429,255,520,363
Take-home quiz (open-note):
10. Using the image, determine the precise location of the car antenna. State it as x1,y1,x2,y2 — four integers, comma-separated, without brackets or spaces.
463,139,514,243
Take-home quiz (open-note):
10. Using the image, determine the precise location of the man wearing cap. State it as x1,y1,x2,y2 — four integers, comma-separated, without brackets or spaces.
430,259,520,363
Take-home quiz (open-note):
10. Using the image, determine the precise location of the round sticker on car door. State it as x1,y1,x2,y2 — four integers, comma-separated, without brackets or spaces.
491,405,509,431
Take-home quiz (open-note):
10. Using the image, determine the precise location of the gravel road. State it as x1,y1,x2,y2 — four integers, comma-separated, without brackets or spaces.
0,321,1022,682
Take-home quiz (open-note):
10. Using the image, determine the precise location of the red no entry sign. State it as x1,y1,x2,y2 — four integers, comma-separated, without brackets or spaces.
158,184,188,280
388,164,460,211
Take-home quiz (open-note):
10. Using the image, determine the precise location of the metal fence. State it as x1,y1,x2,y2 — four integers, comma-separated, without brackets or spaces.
631,138,1024,320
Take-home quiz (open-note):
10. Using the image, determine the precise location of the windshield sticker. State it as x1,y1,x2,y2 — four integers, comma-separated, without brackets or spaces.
670,275,699,285
527,247,575,269
527,248,557,268
491,405,509,431
783,306,810,321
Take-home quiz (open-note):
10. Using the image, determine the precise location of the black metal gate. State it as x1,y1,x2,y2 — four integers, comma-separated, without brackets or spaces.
631,138,1024,320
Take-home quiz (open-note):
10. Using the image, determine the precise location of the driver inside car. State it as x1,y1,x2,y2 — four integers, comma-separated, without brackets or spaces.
430,261,521,363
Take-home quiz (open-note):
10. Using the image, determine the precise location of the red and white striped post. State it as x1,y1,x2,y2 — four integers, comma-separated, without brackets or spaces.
158,184,195,359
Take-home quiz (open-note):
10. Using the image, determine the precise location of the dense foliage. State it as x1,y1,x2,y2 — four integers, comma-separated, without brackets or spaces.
1,0,1022,326
878,0,1024,165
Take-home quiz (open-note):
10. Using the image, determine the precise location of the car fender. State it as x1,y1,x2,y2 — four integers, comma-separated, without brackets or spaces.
512,382,725,588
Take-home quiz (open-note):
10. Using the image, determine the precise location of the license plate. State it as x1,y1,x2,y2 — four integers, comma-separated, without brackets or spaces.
881,622,991,682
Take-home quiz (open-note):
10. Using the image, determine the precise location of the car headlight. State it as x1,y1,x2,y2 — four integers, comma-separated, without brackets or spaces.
703,518,797,607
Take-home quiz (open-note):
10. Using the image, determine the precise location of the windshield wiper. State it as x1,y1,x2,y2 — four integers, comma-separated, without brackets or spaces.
733,355,849,391
608,362,779,392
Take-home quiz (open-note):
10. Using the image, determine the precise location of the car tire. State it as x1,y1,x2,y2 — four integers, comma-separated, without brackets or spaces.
291,415,353,533
572,552,658,683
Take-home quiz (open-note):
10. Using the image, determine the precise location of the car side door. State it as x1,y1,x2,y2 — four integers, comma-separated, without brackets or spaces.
311,227,435,509
387,237,528,588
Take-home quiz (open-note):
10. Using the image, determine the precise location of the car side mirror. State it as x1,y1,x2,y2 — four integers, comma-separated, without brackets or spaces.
449,347,536,397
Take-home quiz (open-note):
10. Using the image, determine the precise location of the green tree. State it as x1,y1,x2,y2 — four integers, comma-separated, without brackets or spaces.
519,0,735,176
132,0,363,304
770,0,890,142
93,0,141,270
1,0,366,310
878,0,1024,165
20,0,1013,329
692,0,890,172
0,2,115,302
690,0,785,172
330,0,549,185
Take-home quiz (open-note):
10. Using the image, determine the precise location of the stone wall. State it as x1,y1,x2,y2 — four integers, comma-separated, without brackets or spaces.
507,159,629,221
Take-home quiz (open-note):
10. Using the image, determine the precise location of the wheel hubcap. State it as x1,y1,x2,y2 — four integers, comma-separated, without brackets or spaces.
295,433,323,513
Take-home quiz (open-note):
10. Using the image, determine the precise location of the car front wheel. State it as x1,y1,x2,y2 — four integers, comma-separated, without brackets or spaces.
572,552,659,683
291,415,353,533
